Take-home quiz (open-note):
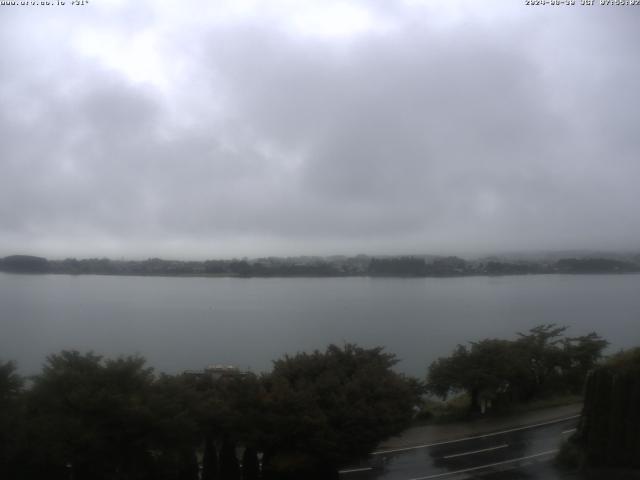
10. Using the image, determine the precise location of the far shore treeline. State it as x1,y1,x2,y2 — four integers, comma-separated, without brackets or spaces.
0,325,616,479
1,253,639,277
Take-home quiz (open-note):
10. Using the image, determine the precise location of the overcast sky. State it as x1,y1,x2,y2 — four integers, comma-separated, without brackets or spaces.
1,0,639,259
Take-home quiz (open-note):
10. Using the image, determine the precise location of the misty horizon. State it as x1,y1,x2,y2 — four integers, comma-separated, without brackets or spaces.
3,247,640,263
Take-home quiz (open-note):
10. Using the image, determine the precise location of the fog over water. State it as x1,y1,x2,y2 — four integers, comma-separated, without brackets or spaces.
3,272,639,377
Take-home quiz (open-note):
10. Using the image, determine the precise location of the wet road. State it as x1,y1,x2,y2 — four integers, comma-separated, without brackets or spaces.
340,416,579,480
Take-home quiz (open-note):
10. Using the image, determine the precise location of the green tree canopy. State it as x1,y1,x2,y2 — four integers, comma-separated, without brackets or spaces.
25,351,158,480
427,339,528,412
427,325,608,413
0,361,25,478
261,344,421,478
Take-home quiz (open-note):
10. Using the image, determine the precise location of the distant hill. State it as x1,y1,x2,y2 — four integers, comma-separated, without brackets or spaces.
0,255,50,273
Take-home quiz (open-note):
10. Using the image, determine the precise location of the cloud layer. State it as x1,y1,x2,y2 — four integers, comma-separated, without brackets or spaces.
1,1,639,258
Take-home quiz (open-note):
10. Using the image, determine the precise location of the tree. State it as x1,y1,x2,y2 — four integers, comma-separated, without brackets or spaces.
201,435,219,480
561,332,609,391
427,340,526,413
241,446,259,480
148,374,202,480
0,255,50,273
260,344,421,477
516,325,607,396
515,324,568,396
427,325,609,415
219,437,240,480
0,361,23,402
184,370,265,474
369,257,427,276
576,347,640,468
0,361,25,478
24,351,157,480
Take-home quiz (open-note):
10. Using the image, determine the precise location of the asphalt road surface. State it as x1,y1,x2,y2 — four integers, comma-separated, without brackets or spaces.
339,415,579,480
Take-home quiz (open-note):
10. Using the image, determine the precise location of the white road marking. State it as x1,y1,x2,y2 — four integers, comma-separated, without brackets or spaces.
442,443,509,459
562,428,577,434
408,449,559,480
372,414,580,455
338,466,373,474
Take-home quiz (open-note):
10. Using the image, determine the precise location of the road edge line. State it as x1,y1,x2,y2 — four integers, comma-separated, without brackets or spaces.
408,449,559,480
372,414,580,455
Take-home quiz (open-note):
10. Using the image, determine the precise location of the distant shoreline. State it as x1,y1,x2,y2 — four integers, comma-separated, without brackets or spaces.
2,271,640,280
2,253,639,278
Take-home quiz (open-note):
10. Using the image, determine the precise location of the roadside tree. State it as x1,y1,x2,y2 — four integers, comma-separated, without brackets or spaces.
260,344,422,478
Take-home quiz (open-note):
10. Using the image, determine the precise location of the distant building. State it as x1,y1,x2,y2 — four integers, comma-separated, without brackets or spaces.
183,364,249,381
204,364,248,380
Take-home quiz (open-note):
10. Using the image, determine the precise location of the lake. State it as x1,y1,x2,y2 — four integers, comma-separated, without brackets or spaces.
1,273,639,377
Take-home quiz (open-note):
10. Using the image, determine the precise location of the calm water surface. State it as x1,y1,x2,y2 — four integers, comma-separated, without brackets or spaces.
1,273,639,377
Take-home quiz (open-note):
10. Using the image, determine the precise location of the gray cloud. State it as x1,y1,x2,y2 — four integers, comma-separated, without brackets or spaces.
1,1,639,258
